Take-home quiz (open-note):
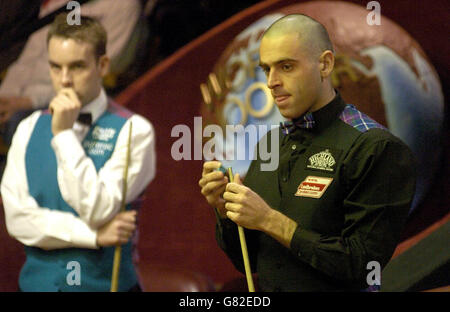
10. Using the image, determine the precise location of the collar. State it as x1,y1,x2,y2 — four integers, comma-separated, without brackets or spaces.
281,90,346,141
78,88,107,125
280,112,315,135
309,90,346,133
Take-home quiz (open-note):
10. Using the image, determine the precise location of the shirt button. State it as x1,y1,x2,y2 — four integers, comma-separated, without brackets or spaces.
282,177,287,182
291,144,297,150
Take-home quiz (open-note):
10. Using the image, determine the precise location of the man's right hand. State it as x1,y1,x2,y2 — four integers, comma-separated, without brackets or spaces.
96,210,137,247
49,88,82,136
198,161,228,218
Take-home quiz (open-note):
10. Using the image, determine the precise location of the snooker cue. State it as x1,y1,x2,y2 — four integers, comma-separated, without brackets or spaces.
110,121,133,292
227,167,255,292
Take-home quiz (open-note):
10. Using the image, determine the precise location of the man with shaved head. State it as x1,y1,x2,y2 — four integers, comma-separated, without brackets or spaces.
199,14,416,291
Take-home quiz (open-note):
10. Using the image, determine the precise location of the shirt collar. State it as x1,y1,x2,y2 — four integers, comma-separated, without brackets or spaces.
310,90,346,133
280,112,315,135
282,90,346,141
79,88,107,125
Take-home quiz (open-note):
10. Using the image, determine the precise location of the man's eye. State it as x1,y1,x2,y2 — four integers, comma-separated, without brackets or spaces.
282,63,293,71
72,64,84,70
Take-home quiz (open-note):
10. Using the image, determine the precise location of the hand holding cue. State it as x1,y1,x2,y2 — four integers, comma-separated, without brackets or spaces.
227,167,255,292
111,121,133,292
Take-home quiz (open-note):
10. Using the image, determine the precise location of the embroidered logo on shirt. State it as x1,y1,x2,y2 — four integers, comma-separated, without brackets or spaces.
307,149,336,172
83,141,114,156
295,176,333,198
83,126,117,156
92,126,116,141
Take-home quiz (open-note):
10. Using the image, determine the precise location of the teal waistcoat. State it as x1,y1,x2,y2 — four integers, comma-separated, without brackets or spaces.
21,102,137,292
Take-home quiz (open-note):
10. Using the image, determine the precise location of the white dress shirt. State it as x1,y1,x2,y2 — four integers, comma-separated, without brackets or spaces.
1,89,156,250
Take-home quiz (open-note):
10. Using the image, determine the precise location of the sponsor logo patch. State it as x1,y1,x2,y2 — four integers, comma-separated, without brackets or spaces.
304,146,342,173
295,176,333,198
307,149,336,172
92,126,116,141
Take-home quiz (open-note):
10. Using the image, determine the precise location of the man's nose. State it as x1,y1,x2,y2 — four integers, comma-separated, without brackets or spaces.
266,70,281,89
61,68,73,87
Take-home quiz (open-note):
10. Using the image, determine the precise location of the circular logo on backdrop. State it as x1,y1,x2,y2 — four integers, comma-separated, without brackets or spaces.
199,1,444,211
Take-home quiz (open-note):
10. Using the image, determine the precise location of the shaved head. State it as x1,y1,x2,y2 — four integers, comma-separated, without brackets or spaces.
263,14,334,58
259,14,337,119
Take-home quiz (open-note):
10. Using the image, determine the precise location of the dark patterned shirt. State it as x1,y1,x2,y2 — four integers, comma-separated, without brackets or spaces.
215,92,416,291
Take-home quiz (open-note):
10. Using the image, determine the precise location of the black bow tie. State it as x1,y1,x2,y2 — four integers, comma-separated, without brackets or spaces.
280,112,315,135
77,113,92,126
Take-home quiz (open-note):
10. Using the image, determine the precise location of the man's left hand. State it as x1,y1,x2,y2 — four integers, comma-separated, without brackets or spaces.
223,173,273,231
223,173,298,248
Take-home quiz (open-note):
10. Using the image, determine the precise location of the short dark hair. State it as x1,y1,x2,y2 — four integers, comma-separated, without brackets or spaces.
47,13,107,59
263,14,334,56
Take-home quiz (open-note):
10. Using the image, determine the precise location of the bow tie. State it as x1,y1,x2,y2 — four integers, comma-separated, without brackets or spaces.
77,113,92,126
280,112,315,135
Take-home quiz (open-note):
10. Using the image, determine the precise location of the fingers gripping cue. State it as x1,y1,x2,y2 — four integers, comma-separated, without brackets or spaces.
111,121,133,292
227,167,255,293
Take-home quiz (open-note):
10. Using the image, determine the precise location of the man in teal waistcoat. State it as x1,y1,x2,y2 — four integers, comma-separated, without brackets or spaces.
1,13,156,291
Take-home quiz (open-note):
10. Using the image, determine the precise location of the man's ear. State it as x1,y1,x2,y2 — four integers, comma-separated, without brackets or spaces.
319,50,334,79
98,55,110,77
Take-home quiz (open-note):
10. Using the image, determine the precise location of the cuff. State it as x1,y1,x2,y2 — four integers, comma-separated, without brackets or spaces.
46,210,98,249
71,219,98,249
290,226,321,263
